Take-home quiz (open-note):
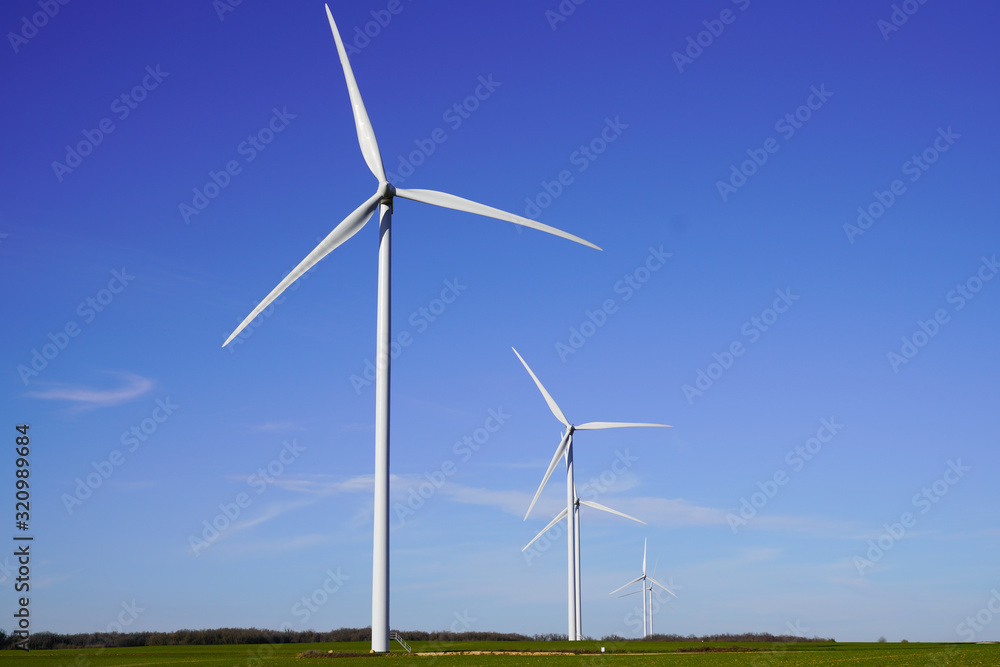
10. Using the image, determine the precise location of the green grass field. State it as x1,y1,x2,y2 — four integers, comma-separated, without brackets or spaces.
1,641,996,666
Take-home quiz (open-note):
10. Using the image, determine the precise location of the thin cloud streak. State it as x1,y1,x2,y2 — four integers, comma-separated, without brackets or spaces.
26,372,154,408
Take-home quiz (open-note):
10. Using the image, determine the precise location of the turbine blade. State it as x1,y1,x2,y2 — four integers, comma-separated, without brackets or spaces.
511,348,569,427
394,188,601,251
609,576,643,596
579,500,645,525
324,5,386,182
521,508,569,551
618,590,642,598
223,191,381,347
523,432,570,520
647,576,678,598
642,538,647,575
575,421,671,430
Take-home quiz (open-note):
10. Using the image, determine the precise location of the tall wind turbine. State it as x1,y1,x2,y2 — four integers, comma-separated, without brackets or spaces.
522,483,645,639
610,539,677,638
223,6,600,653
513,348,669,640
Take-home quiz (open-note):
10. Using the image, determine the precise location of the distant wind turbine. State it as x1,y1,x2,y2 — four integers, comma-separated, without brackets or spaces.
223,5,600,653
610,539,677,638
513,348,670,640
522,483,645,639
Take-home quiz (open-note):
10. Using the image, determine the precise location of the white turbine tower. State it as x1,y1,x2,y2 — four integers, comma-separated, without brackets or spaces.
223,6,600,653
513,348,670,641
522,483,645,639
610,539,677,638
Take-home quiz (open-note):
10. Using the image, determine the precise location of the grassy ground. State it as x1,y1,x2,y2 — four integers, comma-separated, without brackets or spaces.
1,641,996,666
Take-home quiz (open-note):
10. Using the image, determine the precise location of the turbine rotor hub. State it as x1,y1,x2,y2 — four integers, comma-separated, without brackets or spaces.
379,182,396,210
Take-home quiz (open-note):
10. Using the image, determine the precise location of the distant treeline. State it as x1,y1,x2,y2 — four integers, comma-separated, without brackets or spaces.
4,627,833,650
623,633,834,643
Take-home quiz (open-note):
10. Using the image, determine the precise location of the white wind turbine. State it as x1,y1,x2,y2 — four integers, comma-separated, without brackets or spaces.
522,482,645,639
223,6,600,653
610,539,677,638
513,348,670,640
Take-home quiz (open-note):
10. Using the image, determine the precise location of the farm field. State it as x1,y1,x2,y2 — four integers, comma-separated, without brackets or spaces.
2,641,998,666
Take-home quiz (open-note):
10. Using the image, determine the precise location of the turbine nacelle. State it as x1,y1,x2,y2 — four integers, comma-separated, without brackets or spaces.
513,348,671,641
223,4,606,654
222,7,600,349
522,486,645,552
610,539,678,638
513,348,670,521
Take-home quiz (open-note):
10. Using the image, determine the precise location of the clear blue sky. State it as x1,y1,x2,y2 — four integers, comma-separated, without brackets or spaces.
2,0,998,643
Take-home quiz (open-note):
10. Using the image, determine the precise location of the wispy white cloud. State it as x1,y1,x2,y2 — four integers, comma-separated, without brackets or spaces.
270,473,377,496
248,421,307,433
488,460,555,471
438,485,534,517
190,500,324,556
439,486,732,527
609,496,731,527
207,533,333,558
270,471,857,537
26,372,154,408
228,500,316,535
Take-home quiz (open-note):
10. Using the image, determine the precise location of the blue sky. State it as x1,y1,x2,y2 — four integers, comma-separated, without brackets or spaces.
2,0,998,644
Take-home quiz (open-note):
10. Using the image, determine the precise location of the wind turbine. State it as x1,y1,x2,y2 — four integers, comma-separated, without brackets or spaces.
610,539,677,638
223,6,600,653
522,483,645,639
513,348,670,640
